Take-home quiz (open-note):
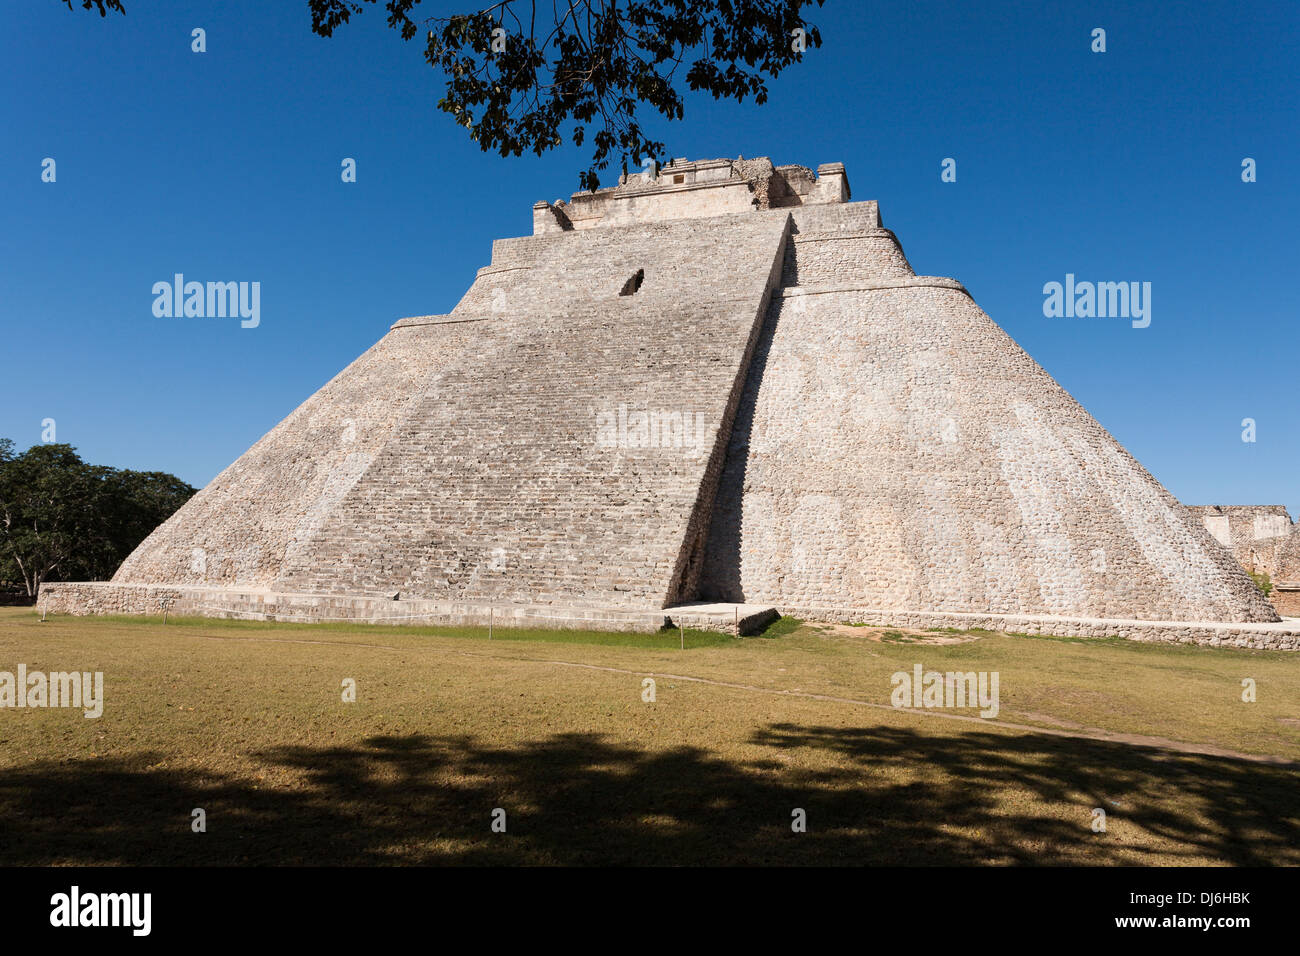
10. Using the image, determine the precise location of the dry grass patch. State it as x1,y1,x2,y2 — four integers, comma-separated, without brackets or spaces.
0,608,1297,865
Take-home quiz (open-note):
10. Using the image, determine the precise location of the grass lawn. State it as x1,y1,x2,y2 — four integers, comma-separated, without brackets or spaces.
1,606,1297,865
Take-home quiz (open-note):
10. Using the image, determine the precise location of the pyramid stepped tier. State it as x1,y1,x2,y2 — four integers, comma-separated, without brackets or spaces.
42,156,1284,643
700,283,1277,622
274,214,791,607
110,320,459,589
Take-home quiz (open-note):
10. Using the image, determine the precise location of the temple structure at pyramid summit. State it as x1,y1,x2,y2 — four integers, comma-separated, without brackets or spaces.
40,156,1299,648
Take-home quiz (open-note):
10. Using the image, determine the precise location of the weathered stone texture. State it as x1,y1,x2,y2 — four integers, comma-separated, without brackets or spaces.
781,605,1300,651
113,324,472,588
129,212,791,608
36,582,778,635
1187,505,1300,616
701,252,1276,623
781,230,915,285
1187,505,1298,577
535,157,855,234
42,155,1285,642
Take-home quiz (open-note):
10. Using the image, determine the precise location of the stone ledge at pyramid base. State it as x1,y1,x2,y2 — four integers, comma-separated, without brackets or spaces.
37,582,1300,649
35,582,779,636
785,606,1300,651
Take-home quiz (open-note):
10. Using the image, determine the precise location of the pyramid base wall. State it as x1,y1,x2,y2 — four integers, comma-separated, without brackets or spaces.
782,605,1300,650
37,582,1300,650
34,582,778,635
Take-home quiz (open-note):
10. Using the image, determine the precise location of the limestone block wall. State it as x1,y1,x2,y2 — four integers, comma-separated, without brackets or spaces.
781,229,915,286
1187,504,1300,617
548,160,763,232
788,202,881,234
473,201,884,315
533,159,859,234
700,258,1278,623
455,216,776,317
91,161,1279,630
112,324,476,588
113,205,790,607
272,212,792,607
1186,505,1298,579
38,582,773,634
1274,590,1300,616
580,180,760,228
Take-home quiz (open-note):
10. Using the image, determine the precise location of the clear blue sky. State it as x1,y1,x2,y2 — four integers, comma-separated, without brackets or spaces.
2,0,1296,513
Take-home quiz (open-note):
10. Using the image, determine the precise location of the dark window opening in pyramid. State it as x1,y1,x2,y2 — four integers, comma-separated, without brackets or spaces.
619,269,645,296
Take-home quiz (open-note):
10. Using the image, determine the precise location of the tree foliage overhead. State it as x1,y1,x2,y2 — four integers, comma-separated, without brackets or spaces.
0,441,196,600
65,0,826,192
315,0,825,190
61,0,124,15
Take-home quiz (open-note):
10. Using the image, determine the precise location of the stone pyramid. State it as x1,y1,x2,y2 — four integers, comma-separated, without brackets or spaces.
44,157,1279,630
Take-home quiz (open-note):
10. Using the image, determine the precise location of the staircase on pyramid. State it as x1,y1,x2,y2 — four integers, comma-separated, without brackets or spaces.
40,157,1288,644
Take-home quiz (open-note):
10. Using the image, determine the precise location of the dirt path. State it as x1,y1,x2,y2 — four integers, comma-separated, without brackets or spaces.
810,623,981,644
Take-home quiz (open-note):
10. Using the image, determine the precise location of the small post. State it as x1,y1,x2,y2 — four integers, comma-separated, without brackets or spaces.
40,607,47,623
489,606,493,641
734,605,739,636
679,622,684,650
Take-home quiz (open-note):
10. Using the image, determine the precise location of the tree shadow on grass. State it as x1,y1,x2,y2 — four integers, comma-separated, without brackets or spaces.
1,724,1296,865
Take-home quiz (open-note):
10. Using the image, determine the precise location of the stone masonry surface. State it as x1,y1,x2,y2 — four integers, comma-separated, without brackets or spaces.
700,275,1276,623
41,156,1286,646
1188,505,1300,616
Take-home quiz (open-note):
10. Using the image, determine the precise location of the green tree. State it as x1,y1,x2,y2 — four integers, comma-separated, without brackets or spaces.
99,469,197,575
0,441,195,600
0,439,14,590
65,0,826,191
0,444,100,599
